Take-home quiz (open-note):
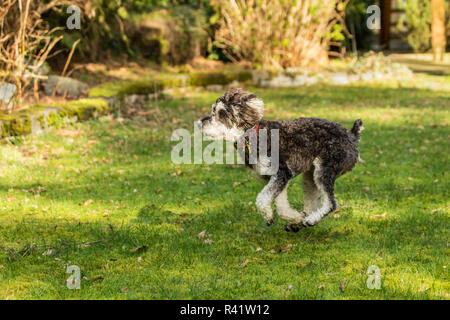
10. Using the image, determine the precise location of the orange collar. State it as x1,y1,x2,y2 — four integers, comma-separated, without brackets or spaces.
240,124,260,152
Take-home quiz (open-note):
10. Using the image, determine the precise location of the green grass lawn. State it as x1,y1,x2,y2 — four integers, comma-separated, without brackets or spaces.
0,74,448,299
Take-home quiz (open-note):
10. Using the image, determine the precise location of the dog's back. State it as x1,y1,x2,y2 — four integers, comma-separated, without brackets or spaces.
259,117,362,176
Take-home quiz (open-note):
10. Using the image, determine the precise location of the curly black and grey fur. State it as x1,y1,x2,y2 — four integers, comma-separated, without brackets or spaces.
199,88,363,231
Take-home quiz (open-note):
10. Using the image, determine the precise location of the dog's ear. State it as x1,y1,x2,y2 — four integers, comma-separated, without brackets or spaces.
220,88,264,129
230,88,264,118
246,96,264,120
237,95,264,129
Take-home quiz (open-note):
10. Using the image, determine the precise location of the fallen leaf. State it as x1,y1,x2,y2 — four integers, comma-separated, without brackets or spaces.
197,230,206,239
371,212,387,219
137,257,142,262
0,265,4,269
269,249,276,253
83,199,94,206
280,244,293,252
42,249,54,256
92,276,104,282
57,129,84,137
340,281,345,293
137,110,156,116
122,287,129,292
431,208,445,214
418,285,427,292
130,245,147,253
240,259,249,267
204,239,213,244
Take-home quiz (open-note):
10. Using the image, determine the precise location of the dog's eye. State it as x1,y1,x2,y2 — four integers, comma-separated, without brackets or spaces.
217,109,227,119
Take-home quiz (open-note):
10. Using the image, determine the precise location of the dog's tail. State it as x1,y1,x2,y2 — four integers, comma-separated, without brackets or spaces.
350,119,364,141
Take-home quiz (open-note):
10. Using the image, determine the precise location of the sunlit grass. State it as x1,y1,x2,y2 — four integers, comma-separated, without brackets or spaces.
0,75,448,299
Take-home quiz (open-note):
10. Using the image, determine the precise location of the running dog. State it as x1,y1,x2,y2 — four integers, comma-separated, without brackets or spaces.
198,88,363,232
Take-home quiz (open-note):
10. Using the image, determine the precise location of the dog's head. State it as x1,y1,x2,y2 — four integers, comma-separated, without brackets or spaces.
198,88,264,141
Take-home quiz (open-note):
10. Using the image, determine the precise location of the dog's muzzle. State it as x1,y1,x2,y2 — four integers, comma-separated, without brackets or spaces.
198,116,211,130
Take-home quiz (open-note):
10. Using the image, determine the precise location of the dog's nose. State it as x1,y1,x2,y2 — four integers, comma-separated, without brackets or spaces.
198,116,210,128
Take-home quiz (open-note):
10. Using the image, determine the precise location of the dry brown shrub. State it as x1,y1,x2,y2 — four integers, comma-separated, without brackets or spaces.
0,0,73,109
213,0,348,69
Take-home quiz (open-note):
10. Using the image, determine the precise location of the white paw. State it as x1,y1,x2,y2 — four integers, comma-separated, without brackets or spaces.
256,199,274,225
264,215,274,226
280,210,306,224
303,214,319,227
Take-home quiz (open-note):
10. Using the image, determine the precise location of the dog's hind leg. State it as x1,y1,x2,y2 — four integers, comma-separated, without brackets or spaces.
302,168,322,215
283,168,321,232
275,183,306,224
302,158,338,227
256,172,290,226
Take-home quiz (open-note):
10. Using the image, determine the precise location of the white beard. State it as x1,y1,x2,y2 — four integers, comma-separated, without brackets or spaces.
202,118,244,142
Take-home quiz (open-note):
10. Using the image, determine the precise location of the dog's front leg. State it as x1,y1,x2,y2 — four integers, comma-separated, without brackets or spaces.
256,174,288,225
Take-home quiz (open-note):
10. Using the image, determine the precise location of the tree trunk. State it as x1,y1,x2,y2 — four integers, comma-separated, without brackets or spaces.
431,0,446,62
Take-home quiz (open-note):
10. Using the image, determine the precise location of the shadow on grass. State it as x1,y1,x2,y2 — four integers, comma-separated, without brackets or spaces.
2,198,446,257
0,195,447,299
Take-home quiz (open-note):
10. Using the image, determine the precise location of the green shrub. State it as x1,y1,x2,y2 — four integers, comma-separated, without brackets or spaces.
397,0,432,53
46,1,212,64
345,0,376,52
130,6,209,64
